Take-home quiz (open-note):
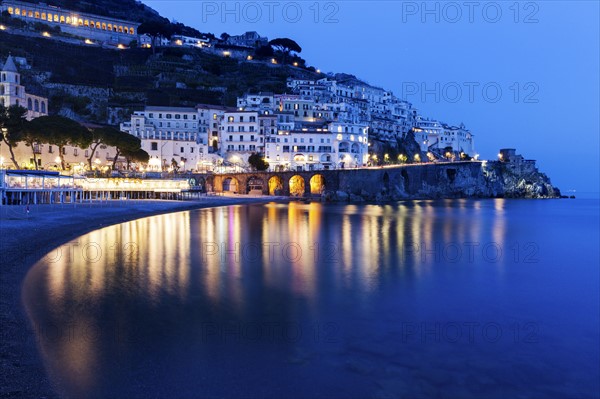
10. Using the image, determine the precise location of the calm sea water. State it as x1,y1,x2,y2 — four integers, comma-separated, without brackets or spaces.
23,199,600,399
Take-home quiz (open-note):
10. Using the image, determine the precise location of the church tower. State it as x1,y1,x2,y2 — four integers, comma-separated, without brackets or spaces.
0,55,26,108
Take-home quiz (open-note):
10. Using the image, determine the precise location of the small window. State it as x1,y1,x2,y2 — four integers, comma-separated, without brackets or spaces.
151,142,158,151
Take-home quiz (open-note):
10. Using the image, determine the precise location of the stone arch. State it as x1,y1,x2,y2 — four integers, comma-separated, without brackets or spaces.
27,98,32,110
310,174,326,195
41,102,46,113
289,175,305,197
351,143,359,153
34,99,39,112
223,177,239,193
268,176,283,195
246,175,264,194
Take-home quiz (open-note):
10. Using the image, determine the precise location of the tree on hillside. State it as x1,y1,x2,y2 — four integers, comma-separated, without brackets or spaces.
220,32,230,41
27,116,92,170
138,21,173,53
248,153,269,171
268,38,302,64
269,38,302,54
0,105,29,169
122,147,150,170
255,45,274,59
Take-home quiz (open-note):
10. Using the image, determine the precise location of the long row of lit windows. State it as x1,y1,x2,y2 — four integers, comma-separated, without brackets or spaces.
6,6,135,34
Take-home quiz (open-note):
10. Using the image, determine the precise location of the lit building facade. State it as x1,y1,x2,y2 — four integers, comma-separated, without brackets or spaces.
120,106,212,172
1,1,139,45
220,111,262,164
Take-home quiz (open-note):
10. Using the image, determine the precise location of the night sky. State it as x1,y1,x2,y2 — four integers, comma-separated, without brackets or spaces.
144,1,599,196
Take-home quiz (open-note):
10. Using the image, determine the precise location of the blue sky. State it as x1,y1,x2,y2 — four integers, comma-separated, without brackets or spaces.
144,1,599,195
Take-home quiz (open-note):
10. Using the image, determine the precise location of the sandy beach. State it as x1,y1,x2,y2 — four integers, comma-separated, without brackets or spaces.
0,197,281,398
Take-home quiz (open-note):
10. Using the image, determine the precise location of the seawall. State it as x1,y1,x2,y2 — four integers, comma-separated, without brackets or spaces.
198,159,561,201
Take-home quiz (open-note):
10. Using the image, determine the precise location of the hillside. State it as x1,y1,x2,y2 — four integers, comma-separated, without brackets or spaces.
5,0,206,37
0,29,319,123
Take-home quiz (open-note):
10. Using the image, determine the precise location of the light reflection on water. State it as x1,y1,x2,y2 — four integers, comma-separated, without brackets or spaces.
23,200,600,399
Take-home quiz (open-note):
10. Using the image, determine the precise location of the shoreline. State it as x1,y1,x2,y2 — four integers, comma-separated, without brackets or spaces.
0,197,281,399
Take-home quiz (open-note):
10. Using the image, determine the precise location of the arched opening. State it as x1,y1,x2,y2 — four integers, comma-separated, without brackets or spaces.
268,176,284,195
247,176,264,194
223,177,239,193
351,143,359,154
34,99,39,112
41,102,46,113
310,174,326,195
339,142,350,153
27,98,32,110
289,175,305,197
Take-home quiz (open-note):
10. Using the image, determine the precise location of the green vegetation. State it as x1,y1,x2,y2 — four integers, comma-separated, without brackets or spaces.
248,153,269,171
0,104,29,168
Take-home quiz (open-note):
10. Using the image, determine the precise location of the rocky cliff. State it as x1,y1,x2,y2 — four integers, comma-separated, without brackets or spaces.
322,157,561,202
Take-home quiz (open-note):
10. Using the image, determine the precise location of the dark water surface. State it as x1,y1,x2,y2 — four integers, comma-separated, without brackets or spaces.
23,199,600,398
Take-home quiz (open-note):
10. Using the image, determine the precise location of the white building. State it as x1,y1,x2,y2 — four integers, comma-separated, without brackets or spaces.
1,1,139,45
264,120,368,171
171,34,211,48
196,104,233,156
120,106,211,172
220,111,262,164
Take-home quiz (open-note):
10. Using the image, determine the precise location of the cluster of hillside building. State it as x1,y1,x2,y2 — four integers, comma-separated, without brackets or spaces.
118,77,476,172
1,50,476,172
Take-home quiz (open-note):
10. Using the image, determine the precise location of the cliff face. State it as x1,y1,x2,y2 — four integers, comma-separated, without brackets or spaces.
483,161,561,199
323,159,560,202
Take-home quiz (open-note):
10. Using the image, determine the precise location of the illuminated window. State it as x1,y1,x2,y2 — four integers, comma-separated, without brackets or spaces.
60,15,65,23
15,8,20,15
129,27,134,34
118,26,123,33
28,11,33,18
108,24,112,31
84,20,89,26
35,12,40,18
66,16,71,24
7,7,13,14
102,23,106,30
54,14,59,22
